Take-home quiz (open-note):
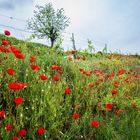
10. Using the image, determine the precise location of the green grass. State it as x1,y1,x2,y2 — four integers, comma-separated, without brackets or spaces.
0,34,140,140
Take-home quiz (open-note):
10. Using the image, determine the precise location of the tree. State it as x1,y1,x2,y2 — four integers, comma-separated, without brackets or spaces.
27,3,70,48
87,39,95,53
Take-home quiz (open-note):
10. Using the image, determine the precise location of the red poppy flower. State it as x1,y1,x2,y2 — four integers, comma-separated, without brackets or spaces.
79,68,84,72
37,127,45,135
95,81,100,85
76,56,80,60
10,46,21,53
2,41,10,46
86,72,92,76
30,65,40,70
72,113,80,119
18,129,27,136
83,86,88,90
71,50,76,54
112,90,117,95
6,68,14,75
30,56,36,60
0,46,11,53
51,65,56,70
65,87,71,94
5,124,13,131
82,71,86,74
58,70,64,74
40,75,47,80
116,109,124,114
106,103,112,110
0,110,5,118
53,76,60,81
4,30,11,36
29,59,34,63
52,65,61,70
89,83,94,88
114,84,118,88
14,97,24,104
68,57,72,61
30,56,36,63
8,83,27,90
14,53,25,59
91,120,100,128
12,137,20,140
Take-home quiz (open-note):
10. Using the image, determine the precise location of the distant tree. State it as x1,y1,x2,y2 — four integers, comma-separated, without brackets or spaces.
87,39,95,53
27,3,70,48
102,44,107,54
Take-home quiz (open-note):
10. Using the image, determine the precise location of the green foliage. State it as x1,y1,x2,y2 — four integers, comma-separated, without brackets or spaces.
0,34,140,139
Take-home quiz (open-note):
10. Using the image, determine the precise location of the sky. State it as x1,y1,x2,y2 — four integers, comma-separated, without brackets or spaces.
0,0,140,54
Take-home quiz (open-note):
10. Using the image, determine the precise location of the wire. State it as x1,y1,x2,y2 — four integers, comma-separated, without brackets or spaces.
0,23,33,33
0,13,27,22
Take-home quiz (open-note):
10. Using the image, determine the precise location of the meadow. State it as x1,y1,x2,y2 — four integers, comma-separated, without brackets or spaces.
0,31,140,140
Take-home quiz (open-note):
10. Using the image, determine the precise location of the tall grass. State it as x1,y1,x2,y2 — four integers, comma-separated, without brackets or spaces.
0,34,140,140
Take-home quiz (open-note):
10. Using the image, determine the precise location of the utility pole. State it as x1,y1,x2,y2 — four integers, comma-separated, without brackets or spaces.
71,33,76,59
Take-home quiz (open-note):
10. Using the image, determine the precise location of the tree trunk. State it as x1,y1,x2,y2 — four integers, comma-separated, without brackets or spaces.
50,39,54,48
51,40,54,48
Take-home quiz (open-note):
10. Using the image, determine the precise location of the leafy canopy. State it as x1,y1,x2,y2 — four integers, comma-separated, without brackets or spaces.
27,3,70,47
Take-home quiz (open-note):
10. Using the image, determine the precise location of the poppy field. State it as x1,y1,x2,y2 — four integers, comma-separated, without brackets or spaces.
0,31,140,140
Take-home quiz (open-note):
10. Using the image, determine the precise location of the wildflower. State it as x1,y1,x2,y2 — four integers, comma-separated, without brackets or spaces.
76,56,80,60
10,46,21,53
4,30,11,36
37,127,45,135
83,86,88,90
8,83,27,90
65,87,71,94
14,97,24,105
58,70,64,74
91,120,100,128
86,72,92,76
71,50,76,54
114,84,118,88
0,46,11,53
116,109,124,114
89,83,94,88
6,68,14,75
12,137,20,140
30,56,36,59
68,57,72,61
5,124,13,131
52,65,61,70
112,89,117,95
30,56,36,63
14,53,25,59
95,81,100,85
0,110,5,118
2,41,10,46
18,129,27,136
30,65,40,70
106,103,112,110
53,76,60,81
72,113,80,119
79,68,84,72
40,75,47,80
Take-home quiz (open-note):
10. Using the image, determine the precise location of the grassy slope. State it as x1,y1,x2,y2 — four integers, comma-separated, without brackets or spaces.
0,34,140,140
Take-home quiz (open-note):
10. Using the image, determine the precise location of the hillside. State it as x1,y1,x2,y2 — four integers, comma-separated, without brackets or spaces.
0,32,140,140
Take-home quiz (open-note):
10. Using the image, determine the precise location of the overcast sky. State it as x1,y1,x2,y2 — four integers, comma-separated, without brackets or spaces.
0,0,140,54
